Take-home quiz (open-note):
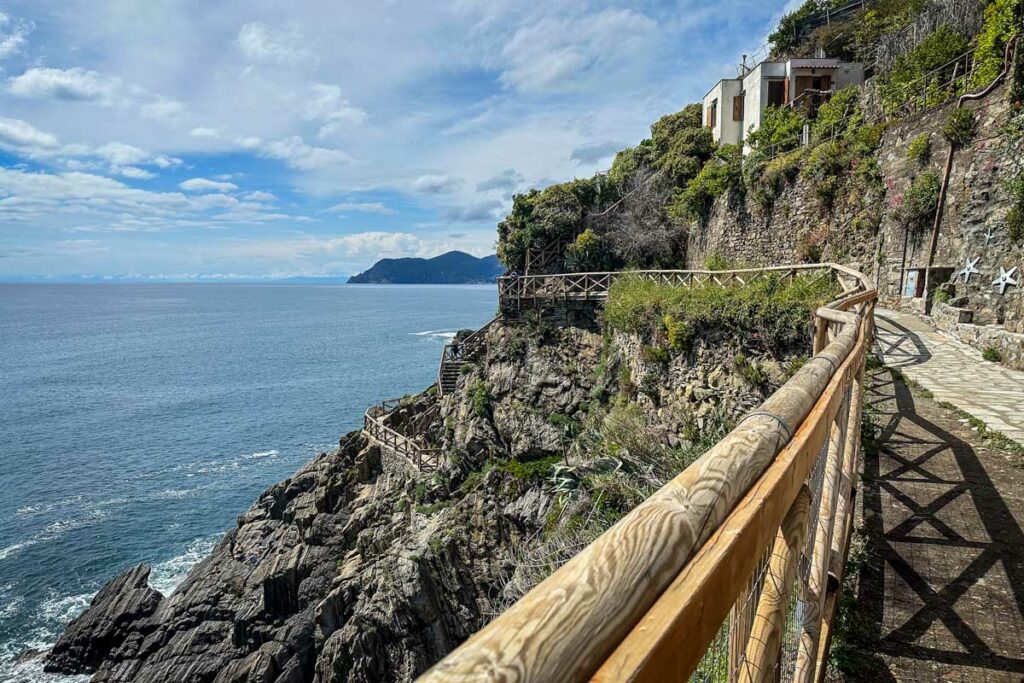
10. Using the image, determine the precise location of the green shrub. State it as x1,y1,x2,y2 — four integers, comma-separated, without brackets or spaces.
497,454,563,480
748,148,806,211
605,272,839,355
768,0,821,55
703,252,732,271
733,353,770,389
669,144,742,223
900,171,941,231
943,108,977,148
811,86,863,141
642,344,670,364
907,133,932,167
470,380,490,418
970,0,1022,88
1008,206,1024,244
982,347,1003,363
932,288,951,305
801,141,845,209
746,106,807,155
1005,174,1024,244
565,228,612,272
877,25,970,114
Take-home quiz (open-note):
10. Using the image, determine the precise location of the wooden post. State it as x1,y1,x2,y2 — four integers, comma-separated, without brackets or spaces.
738,486,812,683
793,383,851,683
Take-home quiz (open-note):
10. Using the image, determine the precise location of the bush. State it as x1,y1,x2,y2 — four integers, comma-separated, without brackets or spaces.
470,380,490,418
982,347,1003,363
669,144,742,223
970,0,1022,89
801,141,845,209
932,288,951,305
497,454,563,480
641,344,670,364
768,0,822,55
605,272,839,355
943,108,977,148
746,106,807,156
748,148,805,211
901,171,941,231
877,25,970,114
1009,206,1024,244
565,228,612,272
907,133,932,167
1005,174,1024,244
811,86,863,142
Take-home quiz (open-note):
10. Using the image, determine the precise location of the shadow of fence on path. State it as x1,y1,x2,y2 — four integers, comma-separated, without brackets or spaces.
853,366,1024,677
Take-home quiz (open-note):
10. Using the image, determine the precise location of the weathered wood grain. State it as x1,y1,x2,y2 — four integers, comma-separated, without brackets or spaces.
420,265,875,683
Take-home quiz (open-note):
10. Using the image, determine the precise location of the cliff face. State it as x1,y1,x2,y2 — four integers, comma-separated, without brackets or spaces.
47,309,813,682
689,85,1024,332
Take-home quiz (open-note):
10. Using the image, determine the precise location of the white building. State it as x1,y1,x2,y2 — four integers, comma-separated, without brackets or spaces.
703,57,865,149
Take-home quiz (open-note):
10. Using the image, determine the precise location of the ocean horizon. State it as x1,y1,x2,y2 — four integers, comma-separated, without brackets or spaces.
0,283,496,682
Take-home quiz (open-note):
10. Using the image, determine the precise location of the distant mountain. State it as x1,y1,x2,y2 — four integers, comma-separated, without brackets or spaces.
348,251,504,284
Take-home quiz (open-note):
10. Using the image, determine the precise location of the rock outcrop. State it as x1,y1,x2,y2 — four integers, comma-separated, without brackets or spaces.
46,316,811,682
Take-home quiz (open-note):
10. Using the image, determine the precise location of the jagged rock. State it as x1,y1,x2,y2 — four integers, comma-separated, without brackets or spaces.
46,564,163,674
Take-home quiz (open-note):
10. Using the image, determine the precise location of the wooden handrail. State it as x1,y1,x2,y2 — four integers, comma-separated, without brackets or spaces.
363,398,442,472
421,263,876,682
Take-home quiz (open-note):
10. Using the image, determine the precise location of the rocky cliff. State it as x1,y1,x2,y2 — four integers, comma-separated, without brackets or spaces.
46,285,823,682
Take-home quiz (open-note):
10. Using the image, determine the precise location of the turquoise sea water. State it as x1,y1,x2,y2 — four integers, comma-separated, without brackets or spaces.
0,283,496,682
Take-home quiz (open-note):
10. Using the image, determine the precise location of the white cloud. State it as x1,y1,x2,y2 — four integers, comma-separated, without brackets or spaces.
179,177,239,192
190,127,221,139
305,84,367,139
140,97,186,122
498,9,657,93
243,190,277,202
412,173,462,194
153,156,184,169
236,136,263,149
235,22,315,66
326,201,396,215
0,11,33,59
0,117,59,149
261,136,352,170
7,67,124,104
94,142,150,166
116,166,157,180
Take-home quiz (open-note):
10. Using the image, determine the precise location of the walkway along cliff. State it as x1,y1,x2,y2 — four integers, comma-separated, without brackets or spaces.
46,263,874,682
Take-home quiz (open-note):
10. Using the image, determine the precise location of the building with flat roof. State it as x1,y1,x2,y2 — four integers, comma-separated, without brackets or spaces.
703,57,865,151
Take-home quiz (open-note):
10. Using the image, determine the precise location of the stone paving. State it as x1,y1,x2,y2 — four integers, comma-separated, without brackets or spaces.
874,309,1024,446
848,366,1024,682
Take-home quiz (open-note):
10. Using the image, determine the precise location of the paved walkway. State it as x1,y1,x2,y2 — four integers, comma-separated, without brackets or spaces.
874,309,1024,446
848,366,1024,681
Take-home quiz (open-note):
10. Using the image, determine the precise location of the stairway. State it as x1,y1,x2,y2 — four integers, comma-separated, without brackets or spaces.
439,362,462,394
437,318,496,396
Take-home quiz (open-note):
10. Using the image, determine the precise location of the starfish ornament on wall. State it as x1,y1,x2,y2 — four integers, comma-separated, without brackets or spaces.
957,256,980,283
984,227,995,245
991,266,1018,295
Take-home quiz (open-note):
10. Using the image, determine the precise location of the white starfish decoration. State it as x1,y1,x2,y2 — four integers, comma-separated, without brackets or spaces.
984,227,995,245
957,256,980,283
991,266,1018,295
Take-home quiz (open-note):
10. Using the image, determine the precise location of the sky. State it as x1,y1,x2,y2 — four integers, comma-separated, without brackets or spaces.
0,0,799,281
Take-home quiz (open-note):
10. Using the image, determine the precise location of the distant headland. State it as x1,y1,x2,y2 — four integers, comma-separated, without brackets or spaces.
348,250,504,284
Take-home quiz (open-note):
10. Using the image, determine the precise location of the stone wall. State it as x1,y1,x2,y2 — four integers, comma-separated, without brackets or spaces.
688,84,1024,343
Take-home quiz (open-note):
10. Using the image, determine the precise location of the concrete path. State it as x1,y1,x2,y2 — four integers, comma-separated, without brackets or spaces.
873,308,1024,446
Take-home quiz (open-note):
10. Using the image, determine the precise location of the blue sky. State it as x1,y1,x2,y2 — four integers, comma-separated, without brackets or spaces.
0,0,797,280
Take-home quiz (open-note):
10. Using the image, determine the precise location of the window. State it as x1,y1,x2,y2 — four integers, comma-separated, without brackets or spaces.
707,99,718,128
767,80,786,107
733,95,744,121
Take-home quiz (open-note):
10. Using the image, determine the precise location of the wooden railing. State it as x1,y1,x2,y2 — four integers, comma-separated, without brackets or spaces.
362,398,442,472
422,263,876,682
438,318,497,396
498,264,846,308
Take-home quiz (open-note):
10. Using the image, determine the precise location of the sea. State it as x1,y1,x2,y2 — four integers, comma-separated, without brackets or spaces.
0,283,496,682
